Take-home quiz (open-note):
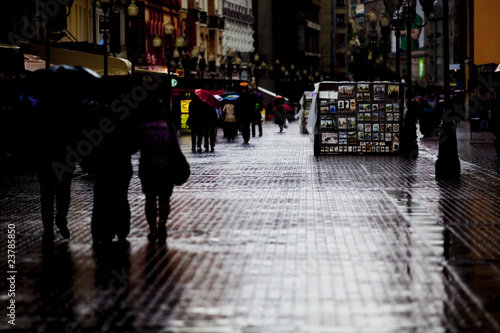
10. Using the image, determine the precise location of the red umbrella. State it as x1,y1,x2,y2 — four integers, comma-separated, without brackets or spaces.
282,104,295,113
195,89,220,109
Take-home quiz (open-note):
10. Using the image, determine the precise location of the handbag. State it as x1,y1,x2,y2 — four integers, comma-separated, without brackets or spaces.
167,123,191,186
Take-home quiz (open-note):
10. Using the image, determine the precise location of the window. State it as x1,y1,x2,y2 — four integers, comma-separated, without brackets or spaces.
336,14,345,27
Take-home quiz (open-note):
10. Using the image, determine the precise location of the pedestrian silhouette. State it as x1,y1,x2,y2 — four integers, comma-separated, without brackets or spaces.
188,94,218,152
222,102,238,141
137,93,177,244
82,78,137,246
25,66,100,242
235,83,254,143
187,95,205,152
251,91,264,137
272,95,287,132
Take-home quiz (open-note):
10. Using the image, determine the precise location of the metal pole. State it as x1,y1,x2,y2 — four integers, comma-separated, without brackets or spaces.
399,1,418,158
435,0,460,179
44,1,51,69
104,28,108,78
406,14,412,107
395,30,401,79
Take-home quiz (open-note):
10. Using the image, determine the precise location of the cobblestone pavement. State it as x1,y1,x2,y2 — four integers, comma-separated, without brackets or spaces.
1,119,500,333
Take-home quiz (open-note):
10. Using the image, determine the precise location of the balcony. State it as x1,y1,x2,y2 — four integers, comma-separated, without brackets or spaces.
200,11,208,25
208,15,220,29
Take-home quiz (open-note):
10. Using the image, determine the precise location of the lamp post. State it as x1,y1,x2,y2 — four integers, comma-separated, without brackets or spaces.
367,9,379,81
435,0,460,179
220,56,227,79
234,53,242,80
190,46,199,78
127,0,139,76
383,0,435,158
100,0,113,78
175,35,186,77
252,53,266,89
198,43,207,78
152,34,162,68
163,22,174,74
379,12,392,80
226,48,234,83
208,52,216,78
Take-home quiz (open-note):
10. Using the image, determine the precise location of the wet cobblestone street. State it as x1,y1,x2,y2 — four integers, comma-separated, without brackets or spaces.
2,120,500,332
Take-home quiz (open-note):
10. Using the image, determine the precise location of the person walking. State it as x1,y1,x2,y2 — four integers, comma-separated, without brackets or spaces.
235,83,254,143
85,79,137,246
137,95,178,244
272,96,287,132
188,94,217,152
25,66,99,243
222,101,238,141
251,92,264,137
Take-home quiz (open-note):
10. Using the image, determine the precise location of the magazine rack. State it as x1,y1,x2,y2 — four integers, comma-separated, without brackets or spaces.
311,81,404,155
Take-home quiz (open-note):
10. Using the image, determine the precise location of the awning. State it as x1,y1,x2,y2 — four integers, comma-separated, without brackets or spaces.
258,86,289,101
21,42,131,76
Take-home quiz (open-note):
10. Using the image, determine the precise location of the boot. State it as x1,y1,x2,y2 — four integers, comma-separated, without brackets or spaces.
157,221,167,244
147,221,157,242
55,216,70,239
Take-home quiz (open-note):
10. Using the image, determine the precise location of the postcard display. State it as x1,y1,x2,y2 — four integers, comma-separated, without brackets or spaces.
315,82,403,154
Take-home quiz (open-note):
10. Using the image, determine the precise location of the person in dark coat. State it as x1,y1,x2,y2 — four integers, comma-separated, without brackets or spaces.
188,94,218,152
187,95,206,152
137,95,177,244
235,83,254,143
82,78,138,246
32,94,76,242
251,92,264,137
25,67,96,242
272,95,287,132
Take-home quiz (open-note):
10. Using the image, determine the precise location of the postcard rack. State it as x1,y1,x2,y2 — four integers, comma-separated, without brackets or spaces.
313,81,403,155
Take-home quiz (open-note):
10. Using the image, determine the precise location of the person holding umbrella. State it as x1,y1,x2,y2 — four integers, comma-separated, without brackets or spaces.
24,65,100,242
235,82,254,143
188,89,220,152
222,94,238,141
272,95,292,132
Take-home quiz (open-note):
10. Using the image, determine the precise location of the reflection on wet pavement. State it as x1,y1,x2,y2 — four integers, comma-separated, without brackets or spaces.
1,120,500,332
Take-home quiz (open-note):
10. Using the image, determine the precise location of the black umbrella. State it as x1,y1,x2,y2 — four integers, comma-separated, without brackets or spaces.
26,65,100,104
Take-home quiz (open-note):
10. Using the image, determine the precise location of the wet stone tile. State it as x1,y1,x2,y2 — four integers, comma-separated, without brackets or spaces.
1,121,500,332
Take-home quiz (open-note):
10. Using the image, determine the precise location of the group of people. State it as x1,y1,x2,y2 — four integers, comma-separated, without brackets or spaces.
187,83,264,149
25,68,187,246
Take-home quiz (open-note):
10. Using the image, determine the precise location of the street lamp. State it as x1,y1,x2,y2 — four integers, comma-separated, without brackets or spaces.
190,46,199,77
127,0,139,76
367,9,379,80
234,54,242,80
198,43,207,78
152,34,162,68
127,0,139,16
208,52,216,77
164,22,174,74
226,48,234,82
383,0,435,159
379,12,392,79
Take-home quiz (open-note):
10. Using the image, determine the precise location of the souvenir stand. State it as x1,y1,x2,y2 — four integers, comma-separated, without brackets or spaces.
299,91,313,134
308,81,403,156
